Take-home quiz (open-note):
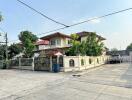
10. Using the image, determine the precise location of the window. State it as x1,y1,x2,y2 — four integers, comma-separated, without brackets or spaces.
68,40,71,44
69,59,75,67
89,58,92,64
97,58,99,64
81,59,84,66
51,40,56,45
56,39,61,45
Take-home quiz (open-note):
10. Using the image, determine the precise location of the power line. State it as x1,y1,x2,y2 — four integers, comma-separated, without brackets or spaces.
9,7,132,42
39,7,132,35
16,0,69,27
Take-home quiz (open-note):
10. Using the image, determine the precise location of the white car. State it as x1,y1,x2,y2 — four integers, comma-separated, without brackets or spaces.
109,55,122,64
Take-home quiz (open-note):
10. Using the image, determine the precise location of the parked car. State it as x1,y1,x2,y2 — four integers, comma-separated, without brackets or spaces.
109,54,123,64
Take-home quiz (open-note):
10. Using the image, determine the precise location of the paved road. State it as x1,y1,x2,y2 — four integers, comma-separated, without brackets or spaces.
1,63,132,100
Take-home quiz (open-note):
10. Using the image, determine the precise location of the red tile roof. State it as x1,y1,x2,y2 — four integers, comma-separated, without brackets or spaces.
40,32,71,40
36,40,49,45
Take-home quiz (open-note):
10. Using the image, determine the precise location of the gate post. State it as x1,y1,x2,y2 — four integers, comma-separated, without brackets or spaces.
19,58,21,69
32,58,35,71
50,56,52,72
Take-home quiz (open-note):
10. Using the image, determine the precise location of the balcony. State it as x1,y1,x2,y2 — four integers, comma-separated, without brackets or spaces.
39,44,71,50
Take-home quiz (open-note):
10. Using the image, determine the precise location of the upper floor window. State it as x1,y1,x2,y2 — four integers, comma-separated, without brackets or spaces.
51,40,56,45
56,39,61,45
51,39,61,45
68,40,71,44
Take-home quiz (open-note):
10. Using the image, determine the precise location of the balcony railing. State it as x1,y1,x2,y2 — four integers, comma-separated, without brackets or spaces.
39,44,71,50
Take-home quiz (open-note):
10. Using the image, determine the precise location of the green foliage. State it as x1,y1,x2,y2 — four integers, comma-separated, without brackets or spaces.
66,32,104,56
79,41,86,56
18,31,38,58
66,34,80,56
85,33,104,56
0,45,6,60
110,48,118,55
8,43,23,59
126,43,132,51
111,48,118,52
0,44,23,60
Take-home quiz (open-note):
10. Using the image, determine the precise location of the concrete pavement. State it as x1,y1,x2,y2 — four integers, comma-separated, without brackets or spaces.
0,63,132,100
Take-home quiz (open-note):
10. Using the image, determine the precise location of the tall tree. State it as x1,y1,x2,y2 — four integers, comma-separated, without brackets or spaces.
79,41,86,56
18,31,38,58
8,43,23,59
0,45,6,60
66,33,104,56
126,43,132,51
85,32,104,56
66,34,80,56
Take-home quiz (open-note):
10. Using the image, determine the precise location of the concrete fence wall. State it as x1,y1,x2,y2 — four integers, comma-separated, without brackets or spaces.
8,56,110,72
62,56,110,72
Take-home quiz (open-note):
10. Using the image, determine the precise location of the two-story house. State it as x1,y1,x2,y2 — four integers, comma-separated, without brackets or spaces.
37,32,71,56
35,31,106,57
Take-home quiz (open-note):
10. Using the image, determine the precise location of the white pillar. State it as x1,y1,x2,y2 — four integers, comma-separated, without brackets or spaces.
32,58,35,71
50,56,53,72
19,58,21,69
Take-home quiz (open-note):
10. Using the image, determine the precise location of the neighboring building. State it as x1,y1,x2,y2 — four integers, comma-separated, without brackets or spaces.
107,50,129,56
76,31,106,42
36,32,71,56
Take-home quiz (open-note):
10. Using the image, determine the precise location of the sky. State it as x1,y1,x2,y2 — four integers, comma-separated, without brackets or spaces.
0,0,132,50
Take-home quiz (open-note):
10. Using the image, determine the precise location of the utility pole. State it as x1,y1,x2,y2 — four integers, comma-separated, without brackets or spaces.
0,31,8,68
4,33,8,68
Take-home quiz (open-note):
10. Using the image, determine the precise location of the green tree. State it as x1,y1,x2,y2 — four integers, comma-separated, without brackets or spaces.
0,45,6,60
66,32,104,56
126,43,132,51
79,41,86,56
85,32,104,56
66,34,80,56
111,48,118,51
18,31,38,58
8,43,23,59
110,48,118,55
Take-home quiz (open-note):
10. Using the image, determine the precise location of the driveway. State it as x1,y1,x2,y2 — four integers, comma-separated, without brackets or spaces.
1,63,132,100
0,69,68,100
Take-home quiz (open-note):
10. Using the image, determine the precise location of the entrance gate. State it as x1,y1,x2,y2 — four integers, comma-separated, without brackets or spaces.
34,57,50,71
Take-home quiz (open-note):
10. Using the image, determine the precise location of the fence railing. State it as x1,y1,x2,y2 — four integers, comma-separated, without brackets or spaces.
9,59,19,67
9,58,34,70
34,57,50,71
